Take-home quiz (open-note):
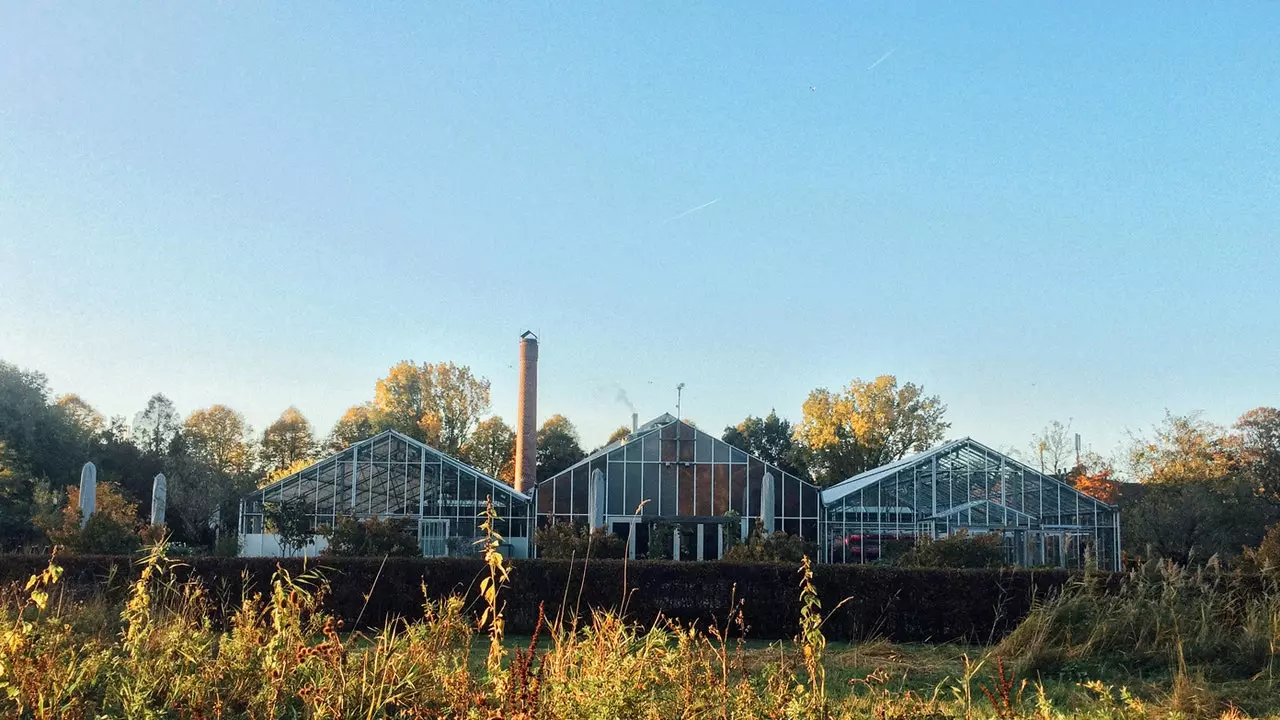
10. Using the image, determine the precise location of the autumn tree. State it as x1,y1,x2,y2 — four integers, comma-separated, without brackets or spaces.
1069,467,1119,503
372,361,491,454
604,425,631,446
55,394,105,440
132,393,182,456
462,416,516,483
1237,407,1280,464
1120,411,1279,563
1240,521,1280,571
170,405,257,542
795,375,949,485
1127,411,1238,485
536,414,585,482
40,480,141,553
1236,407,1280,505
260,407,318,476
328,403,376,451
723,410,808,477
184,405,256,479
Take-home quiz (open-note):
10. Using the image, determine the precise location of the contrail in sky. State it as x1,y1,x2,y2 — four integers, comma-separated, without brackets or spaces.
666,198,720,222
867,47,897,72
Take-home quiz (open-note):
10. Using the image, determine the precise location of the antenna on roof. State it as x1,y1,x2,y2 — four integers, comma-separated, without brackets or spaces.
676,383,685,421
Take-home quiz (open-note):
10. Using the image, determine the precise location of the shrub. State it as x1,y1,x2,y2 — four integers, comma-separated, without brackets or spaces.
533,521,625,559
878,536,916,565
896,531,1004,568
0,554,1083,642
721,523,812,563
39,480,143,554
1237,521,1280,572
213,533,241,557
722,511,743,548
648,522,675,560
322,515,421,558
67,514,141,556
1,548,1273,719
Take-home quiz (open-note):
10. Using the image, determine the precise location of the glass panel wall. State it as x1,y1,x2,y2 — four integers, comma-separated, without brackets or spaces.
239,430,532,556
535,418,822,553
822,439,1120,570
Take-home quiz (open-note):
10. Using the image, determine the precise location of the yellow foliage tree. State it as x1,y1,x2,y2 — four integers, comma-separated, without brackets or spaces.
372,361,491,454
184,405,256,479
264,457,313,485
796,375,949,485
1128,411,1238,485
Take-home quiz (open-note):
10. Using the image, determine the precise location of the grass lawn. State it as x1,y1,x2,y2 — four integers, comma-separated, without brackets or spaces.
459,634,1280,716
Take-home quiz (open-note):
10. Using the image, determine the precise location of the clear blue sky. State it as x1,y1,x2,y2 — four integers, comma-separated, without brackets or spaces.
3,3,1277,465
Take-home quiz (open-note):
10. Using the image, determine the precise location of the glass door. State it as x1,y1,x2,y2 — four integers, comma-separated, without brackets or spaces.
419,519,449,557
700,522,721,561
607,517,651,559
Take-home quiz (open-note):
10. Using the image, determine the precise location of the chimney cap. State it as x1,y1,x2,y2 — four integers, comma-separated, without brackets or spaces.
520,330,538,341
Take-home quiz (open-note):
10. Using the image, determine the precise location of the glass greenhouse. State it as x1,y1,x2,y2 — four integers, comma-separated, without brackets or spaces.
238,429,533,558
821,438,1121,570
536,414,823,560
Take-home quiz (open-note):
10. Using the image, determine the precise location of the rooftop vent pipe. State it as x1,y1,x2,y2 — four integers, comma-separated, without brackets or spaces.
632,412,638,432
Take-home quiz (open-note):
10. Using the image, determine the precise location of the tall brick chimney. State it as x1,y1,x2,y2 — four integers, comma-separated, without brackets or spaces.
514,331,538,493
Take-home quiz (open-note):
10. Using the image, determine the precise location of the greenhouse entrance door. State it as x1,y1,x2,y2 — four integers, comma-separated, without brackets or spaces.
608,517,650,559
419,519,449,557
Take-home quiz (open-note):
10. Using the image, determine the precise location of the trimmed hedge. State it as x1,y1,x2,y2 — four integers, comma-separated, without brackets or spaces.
0,554,1091,642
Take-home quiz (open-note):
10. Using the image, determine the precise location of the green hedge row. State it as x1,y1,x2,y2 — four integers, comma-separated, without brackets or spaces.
1,554,1090,642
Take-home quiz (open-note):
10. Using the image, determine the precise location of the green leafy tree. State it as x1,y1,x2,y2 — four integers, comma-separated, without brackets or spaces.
796,375,949,485
260,406,318,476
0,442,37,549
132,393,182,456
327,403,376,451
263,500,313,556
462,416,516,483
536,414,585,482
372,361,491,454
161,448,230,544
1236,407,1280,506
1119,475,1276,564
648,522,675,559
70,513,142,555
722,410,808,477
0,361,83,491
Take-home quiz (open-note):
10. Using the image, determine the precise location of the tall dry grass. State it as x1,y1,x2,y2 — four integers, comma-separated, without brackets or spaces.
996,560,1280,683
3,526,1279,719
